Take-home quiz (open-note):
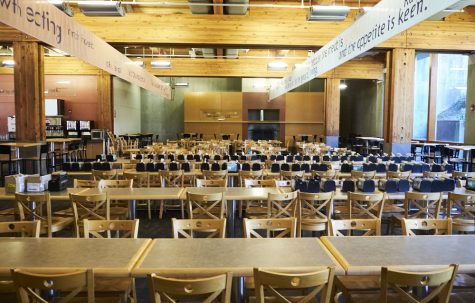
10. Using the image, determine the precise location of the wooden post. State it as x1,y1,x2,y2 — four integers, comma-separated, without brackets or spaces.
97,70,114,131
325,78,340,147
384,48,415,154
13,41,45,142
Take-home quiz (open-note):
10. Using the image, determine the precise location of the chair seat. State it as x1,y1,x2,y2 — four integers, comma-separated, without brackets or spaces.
46,216,74,233
95,277,133,293
336,275,381,291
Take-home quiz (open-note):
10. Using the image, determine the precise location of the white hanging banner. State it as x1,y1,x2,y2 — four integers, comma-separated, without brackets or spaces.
269,0,462,100
0,0,171,99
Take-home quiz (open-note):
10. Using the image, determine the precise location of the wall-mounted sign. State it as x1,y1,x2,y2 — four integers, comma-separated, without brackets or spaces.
269,0,462,100
0,0,171,99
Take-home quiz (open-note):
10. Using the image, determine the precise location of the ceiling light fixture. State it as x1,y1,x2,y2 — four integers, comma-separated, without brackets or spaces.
48,0,74,16
175,82,189,86
56,80,71,84
307,6,349,21
267,61,288,71
1,60,15,67
79,1,126,16
150,60,172,69
339,82,348,90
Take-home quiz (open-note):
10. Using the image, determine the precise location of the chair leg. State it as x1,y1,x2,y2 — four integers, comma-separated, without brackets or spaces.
159,200,164,219
147,200,151,220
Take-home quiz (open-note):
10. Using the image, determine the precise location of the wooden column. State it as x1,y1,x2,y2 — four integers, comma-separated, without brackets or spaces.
97,71,114,131
13,41,45,142
384,48,415,154
325,78,340,147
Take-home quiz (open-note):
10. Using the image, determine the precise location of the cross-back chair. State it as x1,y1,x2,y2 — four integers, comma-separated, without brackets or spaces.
0,221,40,238
297,191,334,236
196,178,227,188
124,171,153,219
83,219,139,238
73,179,99,188
244,218,296,238
159,170,185,219
447,192,475,233
267,191,299,219
351,170,376,180
92,169,117,181
70,192,110,237
329,219,381,236
402,218,452,236
172,218,226,238
187,192,225,219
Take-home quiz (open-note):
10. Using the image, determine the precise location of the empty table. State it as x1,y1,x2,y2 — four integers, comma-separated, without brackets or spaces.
321,235,475,275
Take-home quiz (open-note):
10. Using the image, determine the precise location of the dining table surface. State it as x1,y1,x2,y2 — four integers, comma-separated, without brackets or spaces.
0,237,151,277
321,235,475,275
132,238,344,277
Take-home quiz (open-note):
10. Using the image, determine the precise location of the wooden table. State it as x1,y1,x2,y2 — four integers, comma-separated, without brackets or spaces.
133,238,343,277
0,238,151,277
0,188,85,201
321,235,475,275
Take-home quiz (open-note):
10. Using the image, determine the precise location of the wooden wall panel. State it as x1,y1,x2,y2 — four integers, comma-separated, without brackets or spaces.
285,93,325,122
285,124,325,142
220,92,242,121
97,71,113,131
184,92,221,121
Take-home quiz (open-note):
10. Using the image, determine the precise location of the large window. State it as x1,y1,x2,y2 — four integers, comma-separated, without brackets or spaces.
412,53,468,142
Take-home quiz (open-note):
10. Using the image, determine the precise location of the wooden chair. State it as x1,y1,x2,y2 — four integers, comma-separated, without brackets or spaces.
311,170,337,180
267,191,299,219
452,172,475,187
448,192,475,233
342,192,386,220
124,171,153,219
187,192,225,219
70,192,110,237
73,179,99,188
274,180,293,190
297,191,334,237
280,170,304,181
402,218,453,236
351,170,376,180
83,219,139,302
11,268,95,303
159,170,185,219
329,219,381,236
196,178,227,188
423,171,448,178
253,267,335,303
98,179,132,220
0,221,40,238
15,193,73,237
172,218,226,238
386,170,410,180
147,272,232,303
244,218,297,238
83,219,139,238
92,169,118,181
348,264,458,303
242,179,276,218
121,163,137,171
202,170,228,181
239,170,263,187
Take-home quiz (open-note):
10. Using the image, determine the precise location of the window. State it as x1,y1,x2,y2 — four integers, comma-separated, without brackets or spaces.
412,53,468,142
434,54,468,142
413,53,430,140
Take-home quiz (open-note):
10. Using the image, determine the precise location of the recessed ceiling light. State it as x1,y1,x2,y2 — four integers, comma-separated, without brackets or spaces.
1,60,15,67
175,82,189,87
151,61,172,69
56,81,71,84
339,83,348,90
267,61,288,71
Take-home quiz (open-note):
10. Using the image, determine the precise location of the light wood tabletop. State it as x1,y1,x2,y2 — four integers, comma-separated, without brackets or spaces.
0,188,86,201
0,238,151,277
0,142,44,148
321,235,475,275
80,187,185,200
132,238,343,277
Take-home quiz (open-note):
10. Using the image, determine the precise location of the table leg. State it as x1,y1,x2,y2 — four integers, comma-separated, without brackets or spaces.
226,198,236,238
129,200,137,219
232,276,244,303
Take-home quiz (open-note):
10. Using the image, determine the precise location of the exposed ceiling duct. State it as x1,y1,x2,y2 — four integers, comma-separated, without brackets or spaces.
48,0,74,16
428,0,475,20
201,48,216,58
79,1,126,16
224,0,248,15
224,49,239,59
188,0,213,14
307,5,349,21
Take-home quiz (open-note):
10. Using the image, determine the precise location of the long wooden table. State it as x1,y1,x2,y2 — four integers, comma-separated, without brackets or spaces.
321,235,475,275
132,238,343,277
0,238,151,277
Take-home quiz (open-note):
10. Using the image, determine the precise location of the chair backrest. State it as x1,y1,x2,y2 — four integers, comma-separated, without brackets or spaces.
274,180,293,188
386,170,411,180
69,193,110,236
195,178,227,188
239,170,263,186
447,192,475,222
254,267,334,303
0,221,40,238
297,192,334,235
380,264,458,303
172,218,226,238
244,218,296,238
121,163,137,170
348,192,386,220
351,170,376,180
83,219,139,238
160,170,184,187
423,171,448,178
92,169,117,180
123,171,149,188
244,179,276,188
98,179,133,189
404,192,443,219
268,191,299,219
11,268,94,303
402,218,452,236
73,179,99,188
280,170,304,180
15,193,53,237
329,219,381,236
202,170,228,180
187,192,225,219
147,272,232,303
